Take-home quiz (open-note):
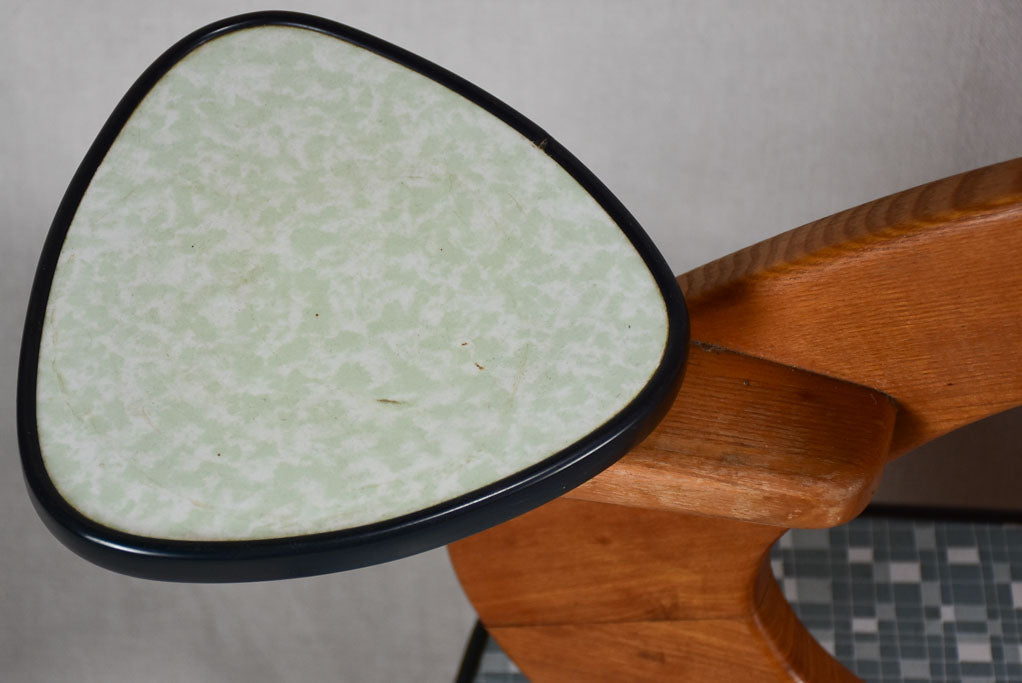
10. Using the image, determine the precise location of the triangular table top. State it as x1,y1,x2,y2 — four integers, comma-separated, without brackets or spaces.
19,12,687,581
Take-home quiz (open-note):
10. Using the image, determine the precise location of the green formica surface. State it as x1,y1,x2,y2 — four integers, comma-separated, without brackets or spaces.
35,25,668,542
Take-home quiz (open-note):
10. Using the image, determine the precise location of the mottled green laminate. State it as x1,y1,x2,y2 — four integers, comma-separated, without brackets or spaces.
36,26,668,541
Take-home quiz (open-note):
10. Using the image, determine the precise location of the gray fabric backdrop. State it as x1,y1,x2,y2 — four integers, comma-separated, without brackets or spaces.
3,1,1020,681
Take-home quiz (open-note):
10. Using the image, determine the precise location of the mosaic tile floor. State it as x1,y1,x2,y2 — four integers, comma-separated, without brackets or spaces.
462,511,1022,682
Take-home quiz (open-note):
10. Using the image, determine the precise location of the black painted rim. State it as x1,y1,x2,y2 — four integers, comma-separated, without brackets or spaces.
17,10,689,583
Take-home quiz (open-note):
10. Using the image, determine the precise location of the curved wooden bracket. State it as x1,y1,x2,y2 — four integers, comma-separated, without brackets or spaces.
451,158,1022,680
681,157,1022,455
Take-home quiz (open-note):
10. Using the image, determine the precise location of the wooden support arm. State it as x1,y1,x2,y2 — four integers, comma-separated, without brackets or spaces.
681,157,1022,456
451,158,1022,681
565,342,896,529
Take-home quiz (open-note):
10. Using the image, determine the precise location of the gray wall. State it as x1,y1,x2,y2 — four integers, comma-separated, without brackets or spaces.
3,1,1020,680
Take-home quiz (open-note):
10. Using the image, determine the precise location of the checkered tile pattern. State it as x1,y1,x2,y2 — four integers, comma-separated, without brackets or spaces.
469,514,1022,682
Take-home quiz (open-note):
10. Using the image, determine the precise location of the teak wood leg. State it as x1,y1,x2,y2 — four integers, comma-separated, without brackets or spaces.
450,159,1022,681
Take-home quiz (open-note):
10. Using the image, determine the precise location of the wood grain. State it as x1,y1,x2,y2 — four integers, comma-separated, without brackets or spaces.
487,562,856,682
489,621,794,682
679,157,1022,456
451,497,783,627
566,342,897,528
488,613,854,683
451,159,1022,681
451,498,858,681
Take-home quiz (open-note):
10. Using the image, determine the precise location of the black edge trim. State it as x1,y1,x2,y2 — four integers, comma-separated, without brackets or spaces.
18,10,689,582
